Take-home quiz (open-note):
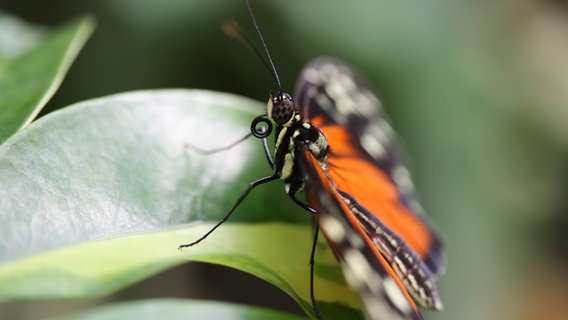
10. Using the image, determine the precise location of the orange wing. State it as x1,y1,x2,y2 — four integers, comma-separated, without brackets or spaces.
295,57,444,276
315,118,436,264
301,150,423,320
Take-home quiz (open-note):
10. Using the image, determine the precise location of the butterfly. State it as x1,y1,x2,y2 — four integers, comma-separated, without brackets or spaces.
180,2,445,319
182,56,445,320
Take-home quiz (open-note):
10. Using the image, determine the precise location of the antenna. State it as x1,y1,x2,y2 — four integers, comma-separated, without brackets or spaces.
243,0,282,92
222,20,279,88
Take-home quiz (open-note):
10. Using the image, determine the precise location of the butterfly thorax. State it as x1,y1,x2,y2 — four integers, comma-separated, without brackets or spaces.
268,92,329,193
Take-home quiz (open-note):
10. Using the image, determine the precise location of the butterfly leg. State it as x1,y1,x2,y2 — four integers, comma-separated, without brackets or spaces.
288,193,317,214
286,181,317,214
185,132,253,155
179,174,279,249
309,218,323,320
286,183,322,318
261,135,274,168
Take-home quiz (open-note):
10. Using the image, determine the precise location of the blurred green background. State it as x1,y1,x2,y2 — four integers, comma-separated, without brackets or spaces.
2,0,568,319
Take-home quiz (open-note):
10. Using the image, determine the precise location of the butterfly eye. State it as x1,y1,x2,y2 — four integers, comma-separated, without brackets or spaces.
269,92,295,125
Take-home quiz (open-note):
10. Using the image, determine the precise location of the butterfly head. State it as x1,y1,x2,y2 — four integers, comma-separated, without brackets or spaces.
268,92,296,127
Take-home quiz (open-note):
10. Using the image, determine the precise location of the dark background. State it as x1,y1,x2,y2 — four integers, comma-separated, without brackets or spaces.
2,1,568,319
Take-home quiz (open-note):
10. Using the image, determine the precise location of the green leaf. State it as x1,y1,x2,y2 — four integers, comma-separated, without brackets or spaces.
0,89,303,263
0,13,95,143
53,299,305,320
0,223,362,319
0,90,363,319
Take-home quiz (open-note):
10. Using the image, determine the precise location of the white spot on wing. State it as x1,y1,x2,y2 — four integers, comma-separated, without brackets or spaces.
372,119,393,144
361,132,387,159
320,216,346,243
337,72,356,92
348,233,365,249
365,301,393,320
343,249,372,288
383,277,413,314
358,89,382,114
360,118,396,160
392,165,414,195
306,86,318,99
303,68,323,84
335,95,358,118
394,256,407,277
321,63,339,79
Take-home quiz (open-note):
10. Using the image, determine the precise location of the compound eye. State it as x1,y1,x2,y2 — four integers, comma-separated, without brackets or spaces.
270,92,295,125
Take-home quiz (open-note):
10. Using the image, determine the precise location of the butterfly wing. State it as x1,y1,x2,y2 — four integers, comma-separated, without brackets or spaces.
294,57,444,313
300,151,424,320
295,57,444,277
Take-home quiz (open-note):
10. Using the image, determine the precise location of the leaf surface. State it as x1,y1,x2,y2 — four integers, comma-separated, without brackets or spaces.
0,90,363,319
0,13,95,142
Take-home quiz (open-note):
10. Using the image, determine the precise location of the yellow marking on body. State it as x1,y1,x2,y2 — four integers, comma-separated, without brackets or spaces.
280,152,295,180
275,127,288,149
